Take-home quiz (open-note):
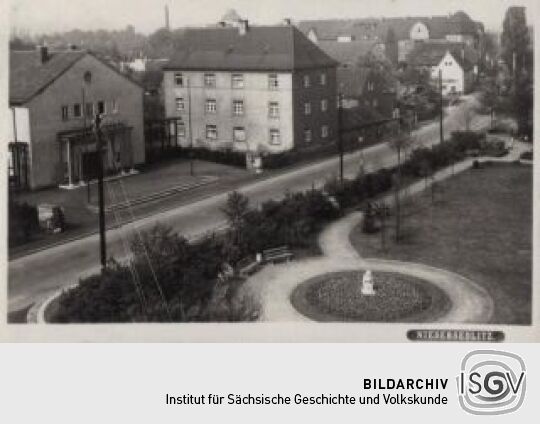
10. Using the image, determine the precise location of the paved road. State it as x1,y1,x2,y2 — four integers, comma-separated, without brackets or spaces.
8,95,488,314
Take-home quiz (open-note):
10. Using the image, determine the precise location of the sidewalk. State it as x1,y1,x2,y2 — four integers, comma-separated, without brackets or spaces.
9,159,251,258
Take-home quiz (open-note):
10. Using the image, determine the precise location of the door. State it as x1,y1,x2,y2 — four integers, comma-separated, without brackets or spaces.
81,151,101,181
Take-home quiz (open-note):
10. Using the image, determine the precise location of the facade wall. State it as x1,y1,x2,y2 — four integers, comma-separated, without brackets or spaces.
163,67,338,153
163,70,295,154
431,52,465,96
446,34,476,48
292,67,338,149
398,39,416,62
8,107,31,143
410,22,430,40
26,54,144,189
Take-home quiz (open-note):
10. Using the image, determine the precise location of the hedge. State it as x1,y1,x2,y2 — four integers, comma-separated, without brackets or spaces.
9,201,39,247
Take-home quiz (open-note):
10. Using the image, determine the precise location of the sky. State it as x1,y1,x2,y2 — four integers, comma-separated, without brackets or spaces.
9,0,536,36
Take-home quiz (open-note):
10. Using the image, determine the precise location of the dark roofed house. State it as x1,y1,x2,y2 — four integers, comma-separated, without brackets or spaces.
162,22,339,154
9,47,145,189
314,37,396,119
298,11,484,63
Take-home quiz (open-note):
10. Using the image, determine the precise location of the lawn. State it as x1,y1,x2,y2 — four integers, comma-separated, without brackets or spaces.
350,162,532,325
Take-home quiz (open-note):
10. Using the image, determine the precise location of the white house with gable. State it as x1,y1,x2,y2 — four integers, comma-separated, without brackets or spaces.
407,42,478,96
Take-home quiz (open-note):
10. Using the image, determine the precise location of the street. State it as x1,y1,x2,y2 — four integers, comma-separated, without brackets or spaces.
8,95,488,315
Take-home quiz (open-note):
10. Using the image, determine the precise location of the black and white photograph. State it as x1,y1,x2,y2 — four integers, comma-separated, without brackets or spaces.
1,0,537,341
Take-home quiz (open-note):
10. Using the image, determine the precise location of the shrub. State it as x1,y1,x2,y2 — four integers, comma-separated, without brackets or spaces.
52,225,260,323
8,201,39,247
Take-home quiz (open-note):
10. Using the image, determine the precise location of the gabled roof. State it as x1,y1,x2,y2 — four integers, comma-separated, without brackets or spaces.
10,49,142,105
406,41,479,71
164,25,337,72
10,50,86,104
297,12,481,43
316,40,382,65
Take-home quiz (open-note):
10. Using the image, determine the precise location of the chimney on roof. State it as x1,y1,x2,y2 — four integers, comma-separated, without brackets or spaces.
283,18,291,26
218,21,226,28
37,45,49,63
238,19,249,35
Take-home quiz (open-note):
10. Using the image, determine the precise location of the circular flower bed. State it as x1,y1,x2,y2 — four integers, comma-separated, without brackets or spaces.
290,271,451,322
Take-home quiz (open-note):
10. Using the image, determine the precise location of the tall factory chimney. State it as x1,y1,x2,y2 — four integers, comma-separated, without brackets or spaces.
165,4,170,30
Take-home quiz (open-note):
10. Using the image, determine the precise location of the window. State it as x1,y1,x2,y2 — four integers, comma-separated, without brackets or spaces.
205,99,217,114
176,122,186,138
321,99,328,112
174,72,184,86
97,101,106,115
269,128,281,145
85,102,94,117
321,125,329,138
111,99,119,114
233,100,244,116
367,81,374,92
61,105,69,121
303,75,311,88
268,74,279,89
233,127,246,142
304,129,312,143
268,102,279,118
204,73,216,87
206,124,218,140
73,103,82,118
232,74,244,88
304,102,311,115
175,97,185,111
320,73,327,85
373,99,378,108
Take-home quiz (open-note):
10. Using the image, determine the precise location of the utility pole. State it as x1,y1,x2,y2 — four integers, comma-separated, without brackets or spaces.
93,114,107,269
187,76,194,176
337,93,344,184
439,68,444,144
82,86,91,203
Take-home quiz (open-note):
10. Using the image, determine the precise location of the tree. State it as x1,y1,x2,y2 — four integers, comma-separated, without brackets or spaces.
501,7,530,77
221,191,251,264
501,6,533,136
388,133,415,242
479,77,501,128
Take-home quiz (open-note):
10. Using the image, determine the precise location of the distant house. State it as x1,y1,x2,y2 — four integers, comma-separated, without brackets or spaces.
297,11,484,64
9,47,145,190
162,21,338,154
406,41,479,95
315,39,396,118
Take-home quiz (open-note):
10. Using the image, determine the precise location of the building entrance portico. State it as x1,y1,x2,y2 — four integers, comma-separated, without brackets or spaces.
57,122,135,188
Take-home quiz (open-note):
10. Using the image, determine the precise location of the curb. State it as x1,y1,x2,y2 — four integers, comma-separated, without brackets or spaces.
24,224,229,323
27,284,78,324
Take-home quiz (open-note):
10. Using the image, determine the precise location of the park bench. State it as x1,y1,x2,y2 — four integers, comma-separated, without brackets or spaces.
262,246,294,264
236,256,261,277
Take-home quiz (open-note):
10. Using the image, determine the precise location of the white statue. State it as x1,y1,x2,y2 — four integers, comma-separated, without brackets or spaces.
361,270,376,296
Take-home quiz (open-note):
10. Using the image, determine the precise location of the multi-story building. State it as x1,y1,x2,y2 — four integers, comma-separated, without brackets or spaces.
162,21,338,155
9,47,145,190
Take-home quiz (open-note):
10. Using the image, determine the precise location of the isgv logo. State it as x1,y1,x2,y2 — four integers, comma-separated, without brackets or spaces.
457,350,526,415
